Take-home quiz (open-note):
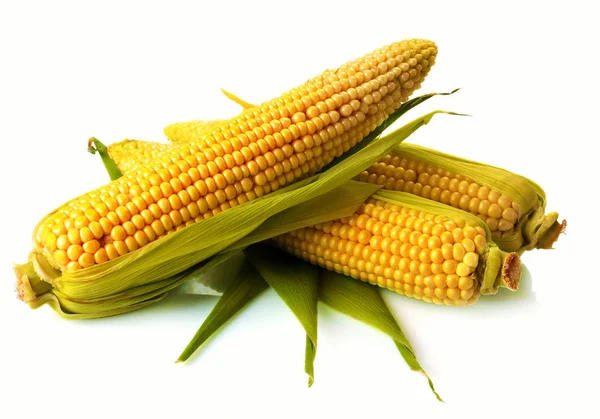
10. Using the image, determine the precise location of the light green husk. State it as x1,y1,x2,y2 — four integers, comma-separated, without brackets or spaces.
390,144,564,253
318,269,442,401
17,105,455,318
176,258,269,362
245,245,319,387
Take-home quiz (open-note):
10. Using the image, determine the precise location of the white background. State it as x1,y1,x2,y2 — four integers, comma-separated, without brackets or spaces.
1,1,598,417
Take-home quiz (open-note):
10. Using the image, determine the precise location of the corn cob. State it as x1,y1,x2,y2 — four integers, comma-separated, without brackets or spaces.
100,137,562,254
32,39,438,272
272,191,521,306
355,144,564,252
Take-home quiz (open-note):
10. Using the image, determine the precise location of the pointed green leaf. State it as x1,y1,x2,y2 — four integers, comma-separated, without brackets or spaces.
319,270,442,401
245,244,319,387
87,137,123,181
177,259,268,362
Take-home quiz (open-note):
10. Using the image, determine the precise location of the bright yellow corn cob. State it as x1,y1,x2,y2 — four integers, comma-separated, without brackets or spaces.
355,144,564,252
33,39,438,272
272,192,521,306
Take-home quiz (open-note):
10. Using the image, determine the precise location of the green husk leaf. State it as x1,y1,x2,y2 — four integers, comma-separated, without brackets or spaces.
394,143,543,209
19,251,240,319
228,180,380,252
245,244,319,387
318,270,442,401
24,291,169,320
180,250,247,295
177,258,269,362
87,137,123,181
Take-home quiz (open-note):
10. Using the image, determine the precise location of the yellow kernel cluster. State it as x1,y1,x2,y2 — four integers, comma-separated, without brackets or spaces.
356,153,521,233
273,199,487,306
108,140,172,174
34,39,437,272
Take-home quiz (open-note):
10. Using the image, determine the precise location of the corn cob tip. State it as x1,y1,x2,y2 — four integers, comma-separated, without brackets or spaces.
501,252,520,291
536,218,567,250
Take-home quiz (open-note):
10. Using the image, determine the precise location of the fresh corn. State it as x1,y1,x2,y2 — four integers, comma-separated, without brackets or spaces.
356,144,564,252
272,191,521,306
32,39,438,272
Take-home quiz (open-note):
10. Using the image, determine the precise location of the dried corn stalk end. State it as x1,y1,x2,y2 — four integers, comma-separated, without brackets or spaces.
273,194,520,306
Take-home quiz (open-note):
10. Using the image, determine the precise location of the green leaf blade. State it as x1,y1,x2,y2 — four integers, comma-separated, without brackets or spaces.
245,245,319,387
176,259,269,363
319,270,442,401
